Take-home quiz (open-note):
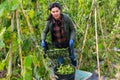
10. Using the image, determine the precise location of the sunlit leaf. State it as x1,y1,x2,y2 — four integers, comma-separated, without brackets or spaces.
0,8,4,17
0,27,6,39
28,9,34,19
0,60,6,70
0,40,5,49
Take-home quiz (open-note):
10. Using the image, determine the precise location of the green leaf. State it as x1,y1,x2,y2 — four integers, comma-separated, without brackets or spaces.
32,55,38,66
0,8,4,17
11,0,19,10
4,1,11,12
0,27,6,39
0,1,6,17
11,3,19,10
0,60,6,70
0,40,5,49
28,9,34,19
25,71,32,80
24,55,33,67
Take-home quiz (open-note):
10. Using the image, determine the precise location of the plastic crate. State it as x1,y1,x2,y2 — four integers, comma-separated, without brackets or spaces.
45,48,71,65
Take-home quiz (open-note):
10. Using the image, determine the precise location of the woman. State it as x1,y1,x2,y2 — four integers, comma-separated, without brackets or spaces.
41,2,77,66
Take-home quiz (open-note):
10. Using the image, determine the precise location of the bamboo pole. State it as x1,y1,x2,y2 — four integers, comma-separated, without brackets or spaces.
77,0,94,69
16,9,23,74
94,0,101,80
98,8,108,52
8,11,14,80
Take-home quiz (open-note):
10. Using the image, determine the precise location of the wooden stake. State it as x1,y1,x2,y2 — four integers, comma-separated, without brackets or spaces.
94,0,101,80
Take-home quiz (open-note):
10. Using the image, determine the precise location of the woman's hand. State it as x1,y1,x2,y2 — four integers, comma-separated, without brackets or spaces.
69,39,74,47
41,40,46,47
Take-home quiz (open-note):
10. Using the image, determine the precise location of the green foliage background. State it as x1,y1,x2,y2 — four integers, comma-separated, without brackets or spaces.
0,0,120,80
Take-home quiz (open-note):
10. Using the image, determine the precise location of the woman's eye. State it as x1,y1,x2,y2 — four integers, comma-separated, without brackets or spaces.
52,11,55,13
56,10,58,12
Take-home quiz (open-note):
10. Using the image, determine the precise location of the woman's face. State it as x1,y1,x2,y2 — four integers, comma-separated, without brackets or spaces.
50,7,61,20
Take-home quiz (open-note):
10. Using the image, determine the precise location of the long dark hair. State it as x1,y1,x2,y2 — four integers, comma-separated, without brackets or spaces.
47,2,62,21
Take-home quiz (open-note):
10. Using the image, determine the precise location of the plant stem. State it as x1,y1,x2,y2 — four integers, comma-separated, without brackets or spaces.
8,11,14,80
16,9,23,74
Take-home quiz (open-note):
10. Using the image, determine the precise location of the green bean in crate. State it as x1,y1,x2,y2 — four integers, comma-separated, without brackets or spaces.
45,48,71,65
46,48,69,59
